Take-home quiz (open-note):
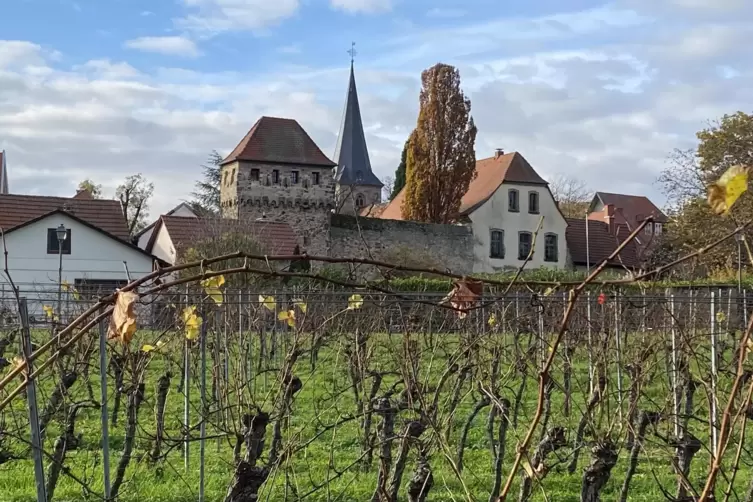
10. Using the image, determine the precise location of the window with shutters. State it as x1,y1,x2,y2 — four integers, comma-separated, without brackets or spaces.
490,230,504,258
544,233,558,262
518,231,532,260
509,189,519,212
528,191,539,214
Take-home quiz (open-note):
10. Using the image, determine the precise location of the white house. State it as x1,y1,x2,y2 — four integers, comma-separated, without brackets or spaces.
0,193,160,317
135,202,198,249
380,150,568,273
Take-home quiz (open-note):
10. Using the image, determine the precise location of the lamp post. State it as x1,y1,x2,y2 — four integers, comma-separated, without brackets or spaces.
56,224,67,324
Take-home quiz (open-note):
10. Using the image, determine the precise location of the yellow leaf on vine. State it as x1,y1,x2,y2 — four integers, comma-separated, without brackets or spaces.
142,344,156,353
543,287,554,297
708,164,749,215
201,274,225,305
278,309,296,327
293,299,307,313
488,313,497,327
716,311,727,323
43,305,54,319
259,295,276,312
108,291,138,345
347,294,363,310
185,310,203,340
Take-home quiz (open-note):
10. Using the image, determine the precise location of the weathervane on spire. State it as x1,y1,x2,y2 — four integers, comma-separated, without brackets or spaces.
348,42,357,64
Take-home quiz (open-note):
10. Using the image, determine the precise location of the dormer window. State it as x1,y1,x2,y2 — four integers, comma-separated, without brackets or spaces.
356,170,363,181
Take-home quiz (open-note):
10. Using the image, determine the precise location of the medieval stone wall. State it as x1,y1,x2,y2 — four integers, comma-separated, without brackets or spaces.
220,160,336,256
329,214,474,275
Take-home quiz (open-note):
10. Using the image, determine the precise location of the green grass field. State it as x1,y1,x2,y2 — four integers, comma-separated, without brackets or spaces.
0,323,750,502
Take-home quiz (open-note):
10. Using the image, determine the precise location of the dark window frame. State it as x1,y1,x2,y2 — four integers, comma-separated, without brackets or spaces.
291,171,300,184
250,168,260,182
312,172,320,185
544,233,558,262
518,231,532,260
490,229,505,259
528,191,539,214
272,169,280,184
355,193,365,208
508,189,519,212
47,228,71,255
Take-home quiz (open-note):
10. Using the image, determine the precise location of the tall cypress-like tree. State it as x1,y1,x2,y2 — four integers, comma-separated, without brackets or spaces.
190,150,223,215
390,140,408,200
401,63,477,223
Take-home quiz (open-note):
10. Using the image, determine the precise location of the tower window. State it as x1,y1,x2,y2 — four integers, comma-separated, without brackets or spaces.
291,171,299,184
312,172,320,185
272,169,280,184
355,193,365,208
250,169,260,182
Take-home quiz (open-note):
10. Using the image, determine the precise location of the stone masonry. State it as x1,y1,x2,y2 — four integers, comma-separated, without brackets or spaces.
220,160,336,257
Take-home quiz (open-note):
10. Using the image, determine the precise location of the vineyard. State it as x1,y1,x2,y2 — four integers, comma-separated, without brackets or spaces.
1,244,753,502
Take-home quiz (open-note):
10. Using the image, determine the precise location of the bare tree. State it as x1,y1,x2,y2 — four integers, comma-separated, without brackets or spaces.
116,173,154,236
548,174,591,218
382,176,395,202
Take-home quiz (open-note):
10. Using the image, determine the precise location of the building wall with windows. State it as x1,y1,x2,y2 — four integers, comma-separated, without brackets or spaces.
469,182,568,273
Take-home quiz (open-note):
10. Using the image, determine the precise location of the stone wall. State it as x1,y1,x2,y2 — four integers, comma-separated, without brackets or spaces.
221,160,336,256
329,214,474,275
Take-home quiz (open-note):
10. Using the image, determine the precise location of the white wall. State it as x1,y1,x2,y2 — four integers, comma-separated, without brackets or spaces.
150,224,177,265
470,183,568,273
0,214,154,308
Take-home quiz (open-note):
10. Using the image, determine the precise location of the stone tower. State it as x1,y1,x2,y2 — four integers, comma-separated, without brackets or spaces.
219,116,337,256
333,61,383,215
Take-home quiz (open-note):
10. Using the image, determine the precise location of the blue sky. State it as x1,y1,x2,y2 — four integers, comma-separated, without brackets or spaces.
1,0,751,216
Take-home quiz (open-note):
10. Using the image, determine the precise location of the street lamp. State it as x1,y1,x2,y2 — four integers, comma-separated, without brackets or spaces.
56,224,67,324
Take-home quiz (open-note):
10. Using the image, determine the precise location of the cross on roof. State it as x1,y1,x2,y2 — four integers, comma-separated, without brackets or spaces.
348,42,357,63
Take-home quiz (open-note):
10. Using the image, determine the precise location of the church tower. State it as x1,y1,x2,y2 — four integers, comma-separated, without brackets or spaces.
333,49,383,215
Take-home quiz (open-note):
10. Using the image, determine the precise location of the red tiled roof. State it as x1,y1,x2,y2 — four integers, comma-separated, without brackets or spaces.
359,203,388,218
566,218,640,269
590,192,668,225
221,116,336,167
0,194,129,240
154,215,298,257
380,152,547,220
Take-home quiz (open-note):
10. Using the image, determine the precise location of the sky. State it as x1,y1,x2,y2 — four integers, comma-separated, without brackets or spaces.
0,0,751,218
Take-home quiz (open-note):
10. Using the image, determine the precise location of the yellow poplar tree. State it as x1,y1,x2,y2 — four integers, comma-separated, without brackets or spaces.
401,63,477,223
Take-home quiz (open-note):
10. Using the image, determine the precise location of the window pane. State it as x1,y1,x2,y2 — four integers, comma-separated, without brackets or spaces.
518,232,531,259
509,190,519,211
529,192,539,213
490,230,504,258
545,234,558,262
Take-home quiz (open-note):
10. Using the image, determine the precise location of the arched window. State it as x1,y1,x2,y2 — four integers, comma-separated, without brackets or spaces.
355,193,365,208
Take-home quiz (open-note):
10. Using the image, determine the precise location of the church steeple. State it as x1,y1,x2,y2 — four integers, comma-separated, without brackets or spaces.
333,55,383,189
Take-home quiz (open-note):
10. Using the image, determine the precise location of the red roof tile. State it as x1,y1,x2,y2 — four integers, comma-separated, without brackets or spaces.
379,152,547,220
0,194,129,240
566,218,640,269
154,215,298,257
221,116,336,167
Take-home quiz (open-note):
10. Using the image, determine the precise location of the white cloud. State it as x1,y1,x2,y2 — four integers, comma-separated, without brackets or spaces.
177,0,300,34
330,0,393,13
124,36,201,57
1,3,752,219
669,0,745,9
426,7,465,18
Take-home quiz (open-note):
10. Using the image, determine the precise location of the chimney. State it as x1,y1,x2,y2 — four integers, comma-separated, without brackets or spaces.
495,148,504,159
603,204,615,234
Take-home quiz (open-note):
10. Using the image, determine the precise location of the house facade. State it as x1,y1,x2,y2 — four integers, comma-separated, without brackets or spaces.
0,194,159,318
380,150,569,274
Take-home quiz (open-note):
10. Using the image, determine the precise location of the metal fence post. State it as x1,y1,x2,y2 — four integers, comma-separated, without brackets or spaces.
669,293,680,438
199,305,207,502
98,315,112,500
710,290,719,455
19,298,47,502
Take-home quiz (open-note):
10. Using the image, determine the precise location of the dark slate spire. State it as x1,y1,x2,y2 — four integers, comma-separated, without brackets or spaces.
333,62,383,187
